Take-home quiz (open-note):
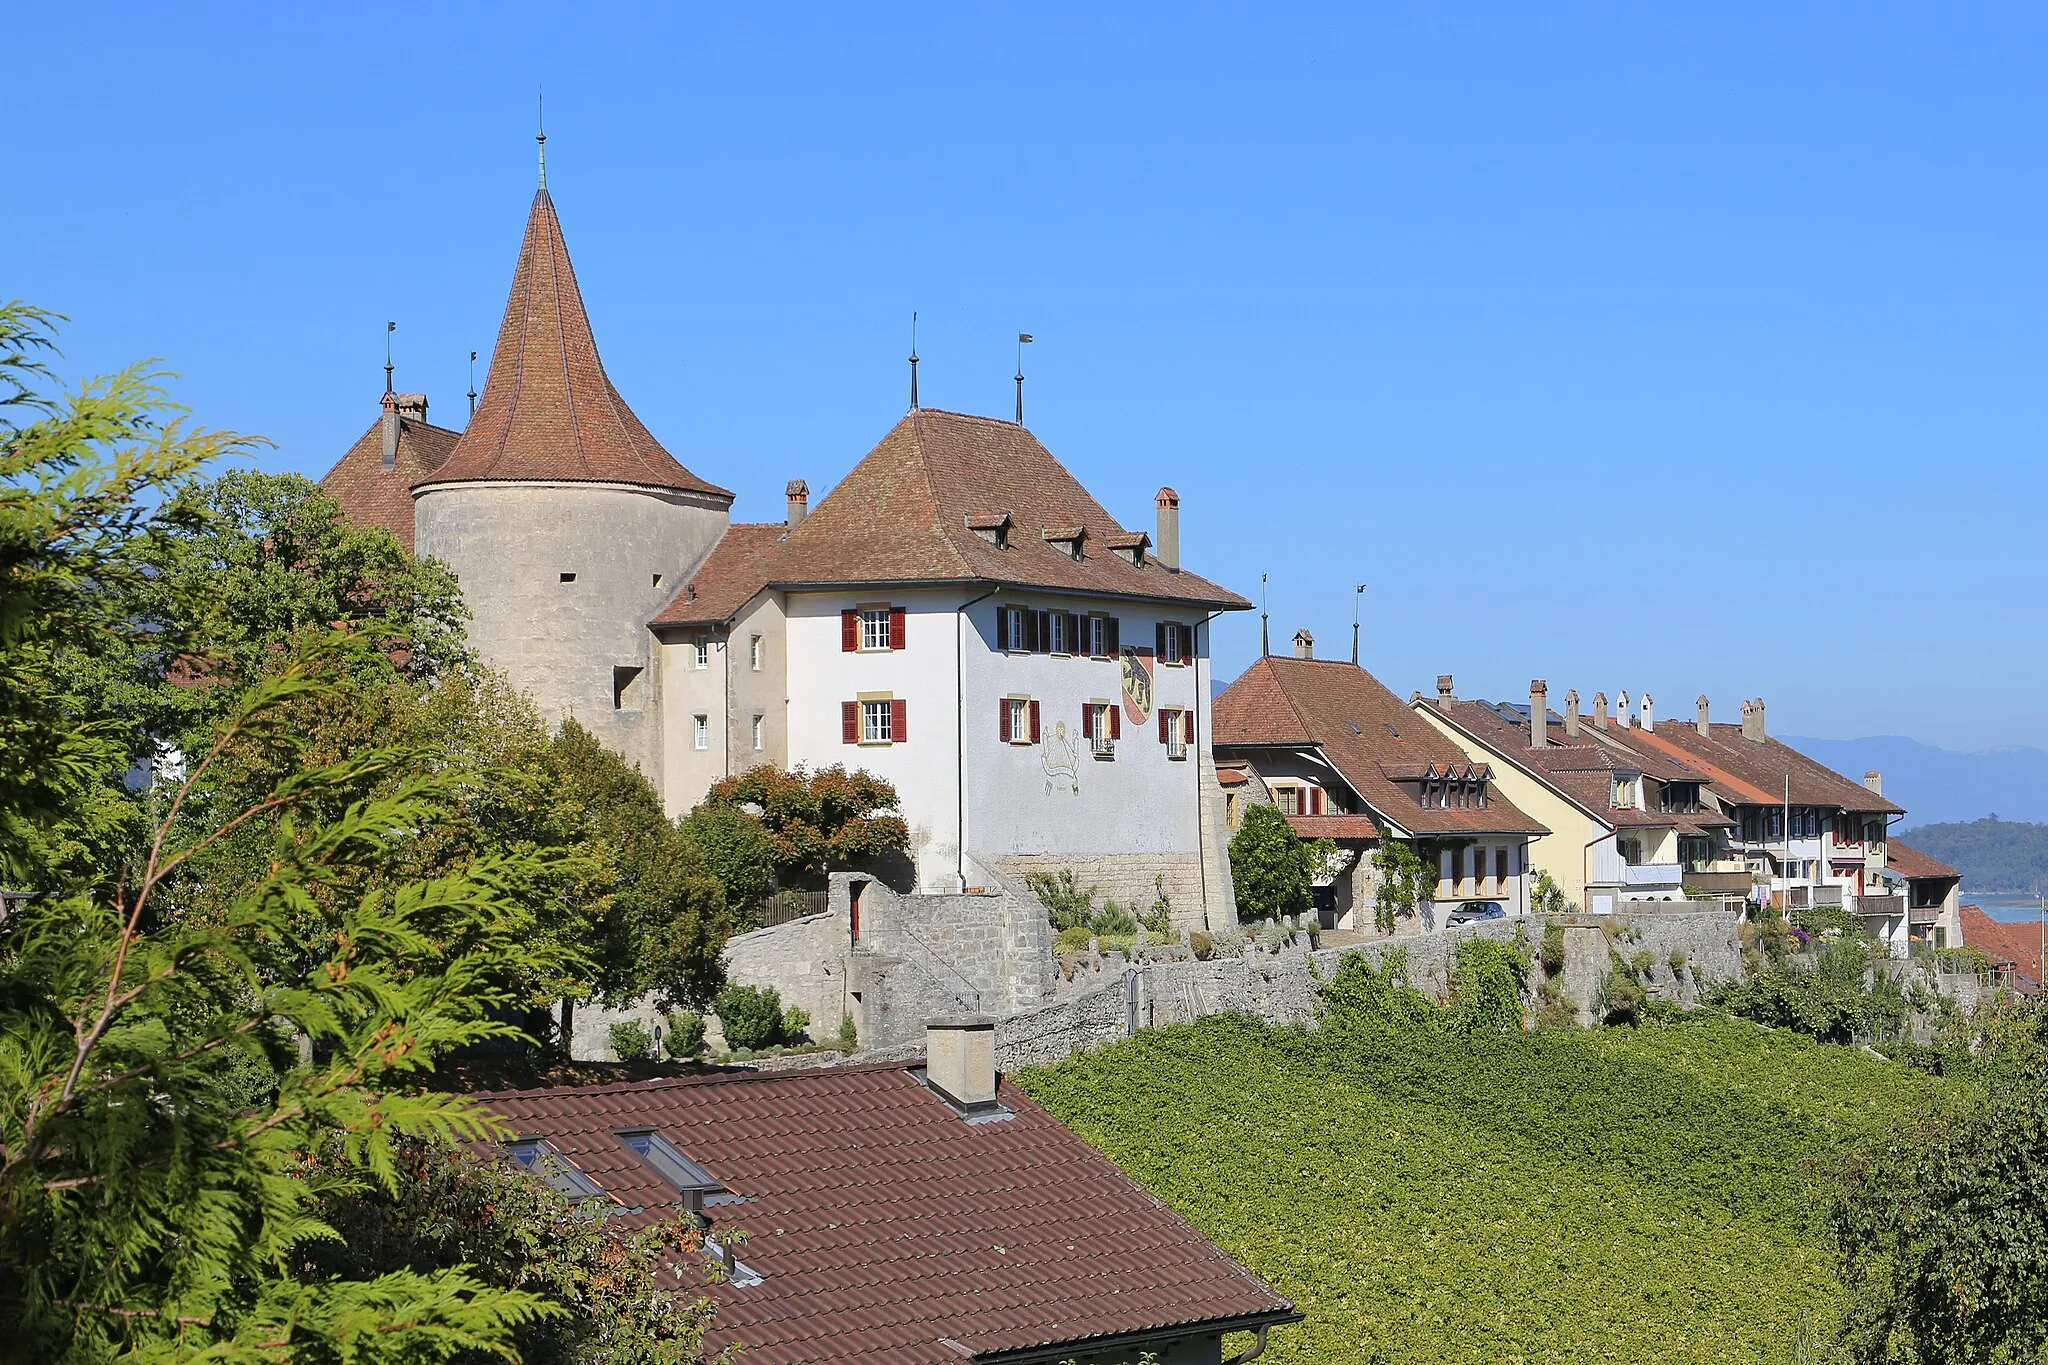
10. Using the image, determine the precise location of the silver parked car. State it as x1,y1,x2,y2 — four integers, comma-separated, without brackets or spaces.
1446,900,1507,927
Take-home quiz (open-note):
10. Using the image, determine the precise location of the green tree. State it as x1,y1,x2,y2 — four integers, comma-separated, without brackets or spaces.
1229,802,1311,922
678,802,778,927
698,765,910,889
1830,1015,2048,1363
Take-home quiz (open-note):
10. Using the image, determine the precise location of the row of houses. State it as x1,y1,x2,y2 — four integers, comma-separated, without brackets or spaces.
1211,641,1965,954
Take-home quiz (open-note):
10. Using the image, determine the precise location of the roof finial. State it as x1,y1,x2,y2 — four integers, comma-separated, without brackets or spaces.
1260,572,1270,657
467,349,478,419
909,311,919,411
537,90,547,188
1352,583,1366,665
1014,332,1033,424
384,320,396,394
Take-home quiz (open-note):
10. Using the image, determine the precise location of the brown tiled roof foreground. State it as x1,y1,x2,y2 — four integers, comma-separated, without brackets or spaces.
1626,722,1904,815
1212,657,1548,838
477,1063,1296,1364
422,188,731,499
1887,839,1959,882
317,401,461,552
1960,905,2043,995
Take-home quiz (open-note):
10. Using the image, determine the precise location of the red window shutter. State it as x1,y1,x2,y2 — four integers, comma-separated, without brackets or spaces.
841,610,858,652
996,607,1011,652
1109,705,1121,740
890,698,907,743
999,698,1011,743
1029,700,1041,743
841,700,858,744
889,607,906,650
1159,709,1171,744
1183,709,1195,744
1082,704,1094,739
1107,616,1121,653
1313,788,1324,815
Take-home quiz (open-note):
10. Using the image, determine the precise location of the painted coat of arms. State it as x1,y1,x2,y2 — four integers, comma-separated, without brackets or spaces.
1121,646,1154,727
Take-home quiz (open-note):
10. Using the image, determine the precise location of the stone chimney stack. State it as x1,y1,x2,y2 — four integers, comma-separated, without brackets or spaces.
1593,691,1610,729
785,479,810,529
1741,698,1768,743
925,1016,997,1109
1564,689,1581,739
1696,695,1711,738
1755,697,1767,740
1293,629,1314,660
379,391,400,471
1863,770,1883,796
1640,693,1655,733
1436,674,1455,709
1154,487,1181,571
1530,680,1550,748
1617,690,1632,728
394,392,428,424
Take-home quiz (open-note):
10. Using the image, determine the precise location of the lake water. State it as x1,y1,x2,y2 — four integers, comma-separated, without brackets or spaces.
1967,892,2048,924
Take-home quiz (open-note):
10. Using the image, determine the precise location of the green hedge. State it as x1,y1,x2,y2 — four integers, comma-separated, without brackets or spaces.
1018,1013,1942,1364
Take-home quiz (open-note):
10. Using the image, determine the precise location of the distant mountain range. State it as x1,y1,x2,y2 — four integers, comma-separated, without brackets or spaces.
1781,734,2048,827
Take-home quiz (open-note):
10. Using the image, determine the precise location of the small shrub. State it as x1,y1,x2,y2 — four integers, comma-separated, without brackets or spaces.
837,1012,857,1052
1935,945,1993,974
1028,869,1098,933
1630,949,1655,978
1189,930,1213,961
1667,949,1689,977
1055,925,1094,953
713,983,786,1051
780,1005,811,1046
609,1020,655,1062
1098,933,1138,958
663,1010,707,1059
1539,922,1566,975
1093,901,1140,937
1530,868,1574,917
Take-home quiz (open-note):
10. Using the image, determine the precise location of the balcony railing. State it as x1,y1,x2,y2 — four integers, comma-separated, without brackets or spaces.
1621,861,1683,887
1811,885,1843,907
1856,893,1904,920
1683,870,1754,896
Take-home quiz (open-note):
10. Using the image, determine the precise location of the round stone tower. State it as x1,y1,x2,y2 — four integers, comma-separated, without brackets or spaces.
413,183,732,778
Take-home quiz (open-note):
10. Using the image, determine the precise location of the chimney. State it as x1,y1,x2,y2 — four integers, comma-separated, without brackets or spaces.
1755,697,1767,740
1863,769,1883,795
1293,628,1314,660
1739,697,1768,743
1154,487,1180,571
393,392,428,424
1593,691,1609,729
1617,690,1632,729
1640,692,1654,733
1696,695,1711,738
1564,689,1580,739
1436,674,1454,709
785,479,809,529
379,391,400,471
924,1016,997,1110
1530,679,1550,748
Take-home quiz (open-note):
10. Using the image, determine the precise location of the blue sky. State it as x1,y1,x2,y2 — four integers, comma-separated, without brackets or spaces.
11,4,2043,751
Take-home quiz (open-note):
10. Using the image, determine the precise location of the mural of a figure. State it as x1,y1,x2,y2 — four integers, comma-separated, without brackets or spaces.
1042,718,1080,796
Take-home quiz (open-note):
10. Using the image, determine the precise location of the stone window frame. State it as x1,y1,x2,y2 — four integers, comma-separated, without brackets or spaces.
858,606,892,653
751,714,764,751
693,638,710,670
749,635,763,671
693,714,710,751
860,693,894,745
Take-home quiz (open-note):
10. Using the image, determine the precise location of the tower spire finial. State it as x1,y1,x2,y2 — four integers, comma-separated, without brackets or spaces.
1352,583,1366,664
909,311,919,411
384,320,395,394
1260,572,1270,657
467,349,478,419
537,91,547,188
1014,332,1033,425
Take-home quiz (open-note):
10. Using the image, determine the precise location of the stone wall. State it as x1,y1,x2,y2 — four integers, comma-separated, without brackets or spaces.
988,853,1212,932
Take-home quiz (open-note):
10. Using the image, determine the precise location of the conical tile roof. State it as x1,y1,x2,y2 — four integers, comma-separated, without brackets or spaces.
423,188,730,499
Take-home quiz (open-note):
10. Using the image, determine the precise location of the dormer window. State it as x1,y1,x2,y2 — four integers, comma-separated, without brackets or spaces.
965,512,1011,549
1042,525,1085,560
506,1139,604,1200
615,1128,727,1214
1106,530,1150,566
1612,775,1639,809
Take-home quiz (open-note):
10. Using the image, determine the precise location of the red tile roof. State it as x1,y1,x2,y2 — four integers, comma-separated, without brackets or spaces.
1212,658,1548,838
476,1063,1295,1364
1287,814,1382,841
1887,839,1959,881
651,523,790,627
1960,905,2043,994
421,189,730,500
317,397,461,552
751,410,1249,608
1625,722,1904,815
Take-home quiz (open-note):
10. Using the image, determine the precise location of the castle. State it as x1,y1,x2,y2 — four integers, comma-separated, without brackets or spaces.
322,173,1247,923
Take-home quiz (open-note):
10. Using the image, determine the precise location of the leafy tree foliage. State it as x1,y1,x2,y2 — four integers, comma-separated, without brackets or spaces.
1709,938,1912,1045
697,765,909,889
1370,839,1434,934
1829,1007,2048,1364
1229,802,1310,922
1318,939,1530,1034
712,984,792,1052
677,803,778,926
1897,816,2048,894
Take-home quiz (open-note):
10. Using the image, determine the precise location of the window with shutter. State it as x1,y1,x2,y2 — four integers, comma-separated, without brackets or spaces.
888,607,906,650
1182,709,1195,745
841,700,858,744
1030,610,1048,653
1108,705,1120,741
1081,704,1094,740
998,698,1012,743
859,608,891,651
890,698,907,743
1106,616,1121,654
1029,700,1041,743
996,606,1012,652
1159,710,1171,744
841,610,858,652
1155,622,1166,661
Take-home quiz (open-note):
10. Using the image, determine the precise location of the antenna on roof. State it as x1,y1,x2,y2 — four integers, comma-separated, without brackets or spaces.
1352,583,1367,665
384,321,396,394
1261,572,1270,658
909,312,919,411
1014,333,1033,424
536,90,547,189
467,350,479,419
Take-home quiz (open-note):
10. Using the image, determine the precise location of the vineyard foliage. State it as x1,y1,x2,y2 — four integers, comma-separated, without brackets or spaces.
1018,1012,1943,1365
